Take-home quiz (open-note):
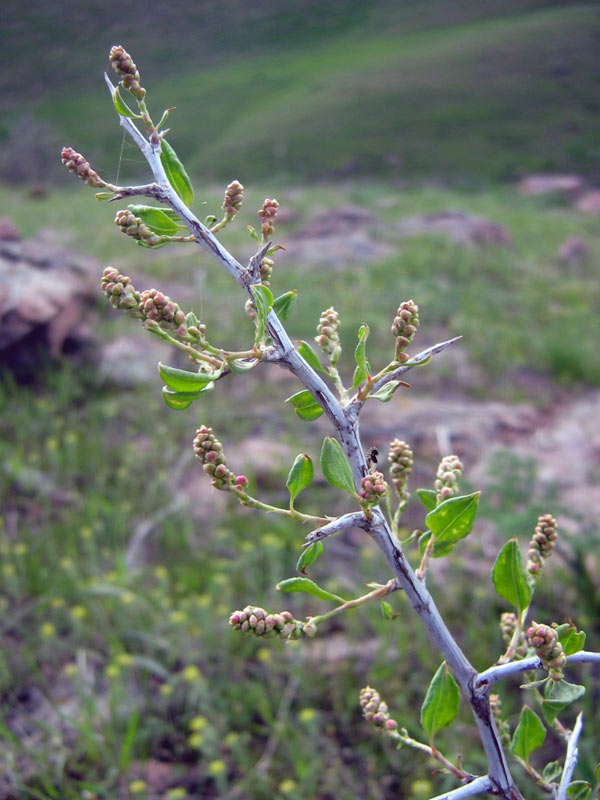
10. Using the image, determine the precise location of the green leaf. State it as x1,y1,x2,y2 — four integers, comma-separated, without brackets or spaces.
250,284,274,343
286,453,314,508
426,492,480,557
276,577,344,604
228,358,259,374
555,623,586,656
352,324,370,388
285,390,324,421
162,384,212,410
593,762,600,785
158,362,219,393
381,600,395,620
541,680,585,725
369,381,400,402
273,290,297,321
296,541,323,575
492,538,532,615
511,706,545,762
128,204,185,236
112,86,138,118
417,489,437,512
418,530,432,556
160,139,194,206
246,224,260,243
298,340,326,374
420,661,460,744
320,436,356,496
542,761,563,784
567,782,592,800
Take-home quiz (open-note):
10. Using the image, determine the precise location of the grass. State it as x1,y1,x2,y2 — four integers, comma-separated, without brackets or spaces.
3,3,600,185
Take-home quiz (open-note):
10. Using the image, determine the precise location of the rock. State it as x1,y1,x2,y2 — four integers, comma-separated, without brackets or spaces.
99,335,170,387
575,191,600,217
297,204,377,237
395,211,512,246
0,218,20,241
518,174,584,197
557,236,589,267
0,234,98,374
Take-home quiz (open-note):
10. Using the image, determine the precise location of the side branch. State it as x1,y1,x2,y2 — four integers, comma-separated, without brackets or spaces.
474,651,600,693
558,712,583,800
430,776,494,800
304,512,369,545
371,336,462,394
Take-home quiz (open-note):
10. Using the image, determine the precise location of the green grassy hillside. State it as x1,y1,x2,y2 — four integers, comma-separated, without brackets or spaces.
3,2,599,184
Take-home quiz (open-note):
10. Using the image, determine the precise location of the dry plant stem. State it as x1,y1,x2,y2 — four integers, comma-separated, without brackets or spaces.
107,74,523,799
558,713,583,800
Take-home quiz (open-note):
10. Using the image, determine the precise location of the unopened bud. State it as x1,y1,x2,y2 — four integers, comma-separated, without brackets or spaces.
526,621,566,681
387,439,413,500
391,300,419,363
109,45,145,99
434,455,463,504
315,307,341,361
527,514,558,582
61,147,105,188
258,198,279,239
359,471,388,507
259,257,274,287
222,180,244,217
100,266,140,312
193,425,234,489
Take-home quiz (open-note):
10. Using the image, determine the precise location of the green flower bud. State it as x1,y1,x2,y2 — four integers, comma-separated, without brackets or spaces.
391,300,419,363
193,426,235,489
527,514,558,582
315,307,341,361
100,266,140,312
115,209,164,247
138,288,186,335
259,257,274,287
526,621,566,681
434,455,463,504
387,439,413,500
359,686,399,738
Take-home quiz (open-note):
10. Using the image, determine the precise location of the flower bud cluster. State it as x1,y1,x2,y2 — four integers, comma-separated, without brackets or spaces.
315,307,341,361
139,288,186,335
109,45,145,99
100,267,140,311
61,147,105,188
434,455,463,503
359,686,399,734
527,514,557,582
115,209,163,247
229,606,312,640
193,426,235,489
489,694,511,748
526,621,566,681
499,612,527,657
259,257,274,287
391,300,419,363
387,439,413,500
222,181,244,218
359,471,389,506
258,198,279,238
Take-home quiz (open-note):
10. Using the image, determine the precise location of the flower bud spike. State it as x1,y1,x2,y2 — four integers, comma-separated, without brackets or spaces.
101,266,141,312
193,426,235,489
434,454,463,504
109,45,146,100
391,300,419,363
115,209,164,248
527,514,558,583
222,180,244,218
387,439,413,501
258,198,279,240
315,307,341,362
61,147,106,188
526,621,566,681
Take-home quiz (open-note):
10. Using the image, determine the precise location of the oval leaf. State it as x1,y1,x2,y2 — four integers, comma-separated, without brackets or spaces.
286,453,314,508
417,489,437,512
510,706,545,763
158,362,219,393
162,384,212,410
381,600,396,620
492,538,532,615
420,661,460,744
160,139,194,206
567,782,592,800
296,541,323,574
369,381,400,402
352,324,370,388
286,390,323,421
128,205,183,236
426,492,480,556
320,437,356,496
273,290,297,321
298,340,326,374
555,623,586,656
112,86,138,118
276,577,344,604
541,679,586,725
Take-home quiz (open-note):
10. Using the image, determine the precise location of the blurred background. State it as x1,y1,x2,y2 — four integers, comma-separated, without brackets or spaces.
1,2,599,798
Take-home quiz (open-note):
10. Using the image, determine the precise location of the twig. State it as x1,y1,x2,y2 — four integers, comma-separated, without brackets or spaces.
474,652,600,693
429,775,494,800
368,337,462,395
557,712,583,800
303,511,369,545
